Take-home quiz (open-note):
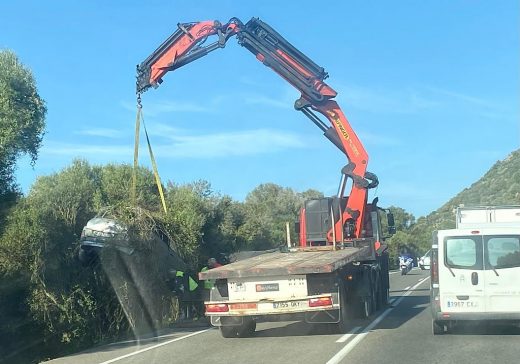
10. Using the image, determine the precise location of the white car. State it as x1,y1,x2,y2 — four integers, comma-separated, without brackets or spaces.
419,250,431,270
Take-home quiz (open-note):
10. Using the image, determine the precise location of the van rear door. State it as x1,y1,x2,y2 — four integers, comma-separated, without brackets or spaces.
438,233,486,313
483,234,520,312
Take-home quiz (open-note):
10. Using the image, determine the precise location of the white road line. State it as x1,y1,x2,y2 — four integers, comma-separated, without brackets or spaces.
107,332,180,347
327,276,430,364
404,286,411,290
97,329,211,364
335,326,362,343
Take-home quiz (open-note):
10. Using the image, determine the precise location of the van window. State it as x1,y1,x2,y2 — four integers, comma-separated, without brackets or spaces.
485,235,520,269
445,236,483,269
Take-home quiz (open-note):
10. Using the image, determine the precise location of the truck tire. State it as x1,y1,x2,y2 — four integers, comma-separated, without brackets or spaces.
220,326,240,338
336,284,350,333
361,298,372,318
377,275,389,308
220,319,256,338
432,320,444,335
237,319,256,337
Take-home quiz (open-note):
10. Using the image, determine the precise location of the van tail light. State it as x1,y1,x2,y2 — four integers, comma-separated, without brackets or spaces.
205,303,229,313
309,296,333,307
431,245,439,284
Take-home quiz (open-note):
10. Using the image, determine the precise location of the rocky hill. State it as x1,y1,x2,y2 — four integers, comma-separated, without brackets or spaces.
411,149,520,251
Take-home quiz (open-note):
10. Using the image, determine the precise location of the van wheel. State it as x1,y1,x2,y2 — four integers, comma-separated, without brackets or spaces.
432,320,444,335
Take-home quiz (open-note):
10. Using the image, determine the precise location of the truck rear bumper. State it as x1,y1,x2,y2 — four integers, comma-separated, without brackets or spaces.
205,293,339,317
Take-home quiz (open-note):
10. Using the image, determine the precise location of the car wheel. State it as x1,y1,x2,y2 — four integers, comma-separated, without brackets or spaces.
432,320,444,335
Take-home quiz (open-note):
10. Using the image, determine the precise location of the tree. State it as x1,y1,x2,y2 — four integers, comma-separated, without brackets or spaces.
0,161,165,362
238,183,317,250
0,50,46,202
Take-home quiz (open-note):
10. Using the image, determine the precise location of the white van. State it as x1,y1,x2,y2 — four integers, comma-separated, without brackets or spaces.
430,206,520,335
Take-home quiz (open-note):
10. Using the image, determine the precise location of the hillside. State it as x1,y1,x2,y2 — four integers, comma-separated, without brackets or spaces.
410,148,520,251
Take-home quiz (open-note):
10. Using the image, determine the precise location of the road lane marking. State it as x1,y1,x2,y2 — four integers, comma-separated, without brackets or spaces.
327,276,430,364
336,326,362,343
107,332,181,346
97,328,211,364
404,286,411,290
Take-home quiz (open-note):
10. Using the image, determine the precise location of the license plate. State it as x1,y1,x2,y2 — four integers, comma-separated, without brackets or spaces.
273,300,306,309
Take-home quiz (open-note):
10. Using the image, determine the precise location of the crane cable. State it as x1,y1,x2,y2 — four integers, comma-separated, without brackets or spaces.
132,96,168,214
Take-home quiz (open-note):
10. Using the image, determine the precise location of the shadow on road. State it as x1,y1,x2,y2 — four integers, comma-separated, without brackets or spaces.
449,321,520,335
254,321,342,338
376,294,430,330
82,327,210,354
253,292,432,338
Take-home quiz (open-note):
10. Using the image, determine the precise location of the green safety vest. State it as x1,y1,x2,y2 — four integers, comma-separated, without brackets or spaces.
175,271,199,292
201,266,215,289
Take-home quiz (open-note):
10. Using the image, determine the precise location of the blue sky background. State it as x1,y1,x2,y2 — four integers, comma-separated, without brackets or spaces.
2,0,519,218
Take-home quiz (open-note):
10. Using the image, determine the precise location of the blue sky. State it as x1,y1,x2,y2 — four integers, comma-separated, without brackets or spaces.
2,0,519,218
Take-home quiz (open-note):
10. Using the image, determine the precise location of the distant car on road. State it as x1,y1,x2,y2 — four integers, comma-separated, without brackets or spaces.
419,250,431,270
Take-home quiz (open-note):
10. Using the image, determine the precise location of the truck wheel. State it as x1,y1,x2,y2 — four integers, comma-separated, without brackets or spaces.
237,319,256,337
361,298,373,318
337,285,350,333
378,283,389,308
432,320,444,335
220,325,239,338
220,319,256,338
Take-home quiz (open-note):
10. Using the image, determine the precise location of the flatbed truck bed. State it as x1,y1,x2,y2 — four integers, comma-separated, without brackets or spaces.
199,246,371,280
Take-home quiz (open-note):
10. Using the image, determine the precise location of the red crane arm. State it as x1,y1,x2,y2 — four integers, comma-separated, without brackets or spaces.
137,20,240,93
312,101,370,241
136,17,378,240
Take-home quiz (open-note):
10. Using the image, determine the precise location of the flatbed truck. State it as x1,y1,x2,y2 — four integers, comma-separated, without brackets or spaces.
136,16,396,336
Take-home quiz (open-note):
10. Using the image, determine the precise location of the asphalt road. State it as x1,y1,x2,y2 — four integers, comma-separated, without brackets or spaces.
44,268,520,364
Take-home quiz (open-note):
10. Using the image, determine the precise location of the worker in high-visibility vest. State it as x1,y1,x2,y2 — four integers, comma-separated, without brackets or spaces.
172,270,199,321
200,258,222,302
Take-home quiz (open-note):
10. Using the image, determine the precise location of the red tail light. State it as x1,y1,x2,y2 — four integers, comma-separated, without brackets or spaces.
309,296,332,307
205,303,229,313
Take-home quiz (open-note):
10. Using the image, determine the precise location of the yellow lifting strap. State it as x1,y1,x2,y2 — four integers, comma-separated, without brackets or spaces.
132,104,168,214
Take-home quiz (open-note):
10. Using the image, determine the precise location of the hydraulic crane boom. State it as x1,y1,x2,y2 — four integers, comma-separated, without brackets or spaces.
136,17,378,243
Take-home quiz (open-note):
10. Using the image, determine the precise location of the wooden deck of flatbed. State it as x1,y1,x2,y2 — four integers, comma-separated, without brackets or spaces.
199,246,370,280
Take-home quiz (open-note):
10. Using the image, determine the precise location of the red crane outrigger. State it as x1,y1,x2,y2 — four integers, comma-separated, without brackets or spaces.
136,17,380,247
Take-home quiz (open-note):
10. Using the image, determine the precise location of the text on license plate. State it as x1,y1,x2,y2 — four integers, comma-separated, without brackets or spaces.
273,301,305,309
